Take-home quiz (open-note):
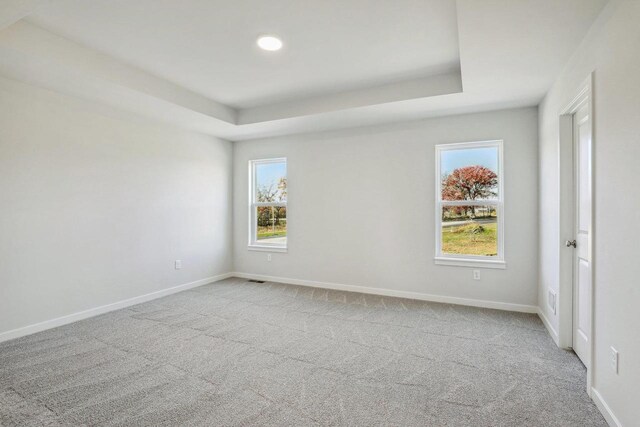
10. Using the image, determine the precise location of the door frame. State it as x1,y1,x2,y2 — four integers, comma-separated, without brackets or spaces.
558,72,595,396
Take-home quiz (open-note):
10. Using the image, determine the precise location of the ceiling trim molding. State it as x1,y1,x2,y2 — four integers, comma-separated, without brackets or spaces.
0,20,466,139
238,69,462,124
0,21,237,125
0,0,607,141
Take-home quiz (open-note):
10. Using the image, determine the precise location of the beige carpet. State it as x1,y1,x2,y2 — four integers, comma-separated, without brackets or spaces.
0,277,606,426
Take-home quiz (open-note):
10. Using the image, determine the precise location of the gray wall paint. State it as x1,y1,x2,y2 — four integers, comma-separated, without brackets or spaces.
233,108,538,307
539,1,640,424
0,76,233,335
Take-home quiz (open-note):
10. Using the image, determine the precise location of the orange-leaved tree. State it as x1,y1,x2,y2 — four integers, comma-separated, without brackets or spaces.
442,165,497,201
442,166,497,219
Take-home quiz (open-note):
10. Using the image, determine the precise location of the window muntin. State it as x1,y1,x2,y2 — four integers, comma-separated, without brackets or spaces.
249,158,287,250
435,141,504,268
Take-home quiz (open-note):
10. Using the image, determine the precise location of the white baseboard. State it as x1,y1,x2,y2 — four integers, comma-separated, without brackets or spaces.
232,272,537,313
0,273,233,344
592,388,622,427
537,307,560,346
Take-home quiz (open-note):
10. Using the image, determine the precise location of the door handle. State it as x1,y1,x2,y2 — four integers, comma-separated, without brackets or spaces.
565,240,577,248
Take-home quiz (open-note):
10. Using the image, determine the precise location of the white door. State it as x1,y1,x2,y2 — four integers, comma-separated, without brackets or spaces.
571,101,592,367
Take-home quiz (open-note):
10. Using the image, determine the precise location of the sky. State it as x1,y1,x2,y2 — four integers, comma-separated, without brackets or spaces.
256,161,286,189
441,147,498,175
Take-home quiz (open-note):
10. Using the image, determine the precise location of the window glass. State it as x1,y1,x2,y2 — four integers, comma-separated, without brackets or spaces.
250,159,287,249
436,142,503,264
440,147,499,201
441,205,498,256
255,162,287,203
256,206,287,242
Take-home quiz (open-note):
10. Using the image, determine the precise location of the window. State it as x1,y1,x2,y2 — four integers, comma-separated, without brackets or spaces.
249,158,287,251
435,140,505,268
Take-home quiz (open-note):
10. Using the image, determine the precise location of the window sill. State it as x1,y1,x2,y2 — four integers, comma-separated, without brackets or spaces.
248,245,287,253
434,257,506,269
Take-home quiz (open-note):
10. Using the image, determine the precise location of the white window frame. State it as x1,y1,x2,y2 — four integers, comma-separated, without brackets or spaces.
434,140,505,269
248,157,287,252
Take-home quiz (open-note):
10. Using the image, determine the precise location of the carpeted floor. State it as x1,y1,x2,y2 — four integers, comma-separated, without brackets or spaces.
1,277,606,426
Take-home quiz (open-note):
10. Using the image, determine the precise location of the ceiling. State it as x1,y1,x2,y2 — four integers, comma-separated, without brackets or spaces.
27,0,461,109
0,0,608,141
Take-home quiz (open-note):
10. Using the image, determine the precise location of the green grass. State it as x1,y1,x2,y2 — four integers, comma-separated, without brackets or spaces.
257,225,287,239
442,222,497,256
258,231,287,239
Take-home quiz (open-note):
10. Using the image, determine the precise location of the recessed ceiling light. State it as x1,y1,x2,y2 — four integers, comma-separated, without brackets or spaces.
257,35,283,51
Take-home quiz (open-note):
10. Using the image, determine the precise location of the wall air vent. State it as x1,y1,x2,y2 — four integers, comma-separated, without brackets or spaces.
548,289,557,315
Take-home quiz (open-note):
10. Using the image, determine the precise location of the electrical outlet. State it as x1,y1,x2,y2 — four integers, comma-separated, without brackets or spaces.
267,254,272,262
548,289,556,315
174,260,182,270
610,347,619,374
473,270,480,280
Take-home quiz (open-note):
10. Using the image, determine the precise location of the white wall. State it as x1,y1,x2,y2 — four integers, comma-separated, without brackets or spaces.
539,1,640,424
0,76,233,337
233,107,538,309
